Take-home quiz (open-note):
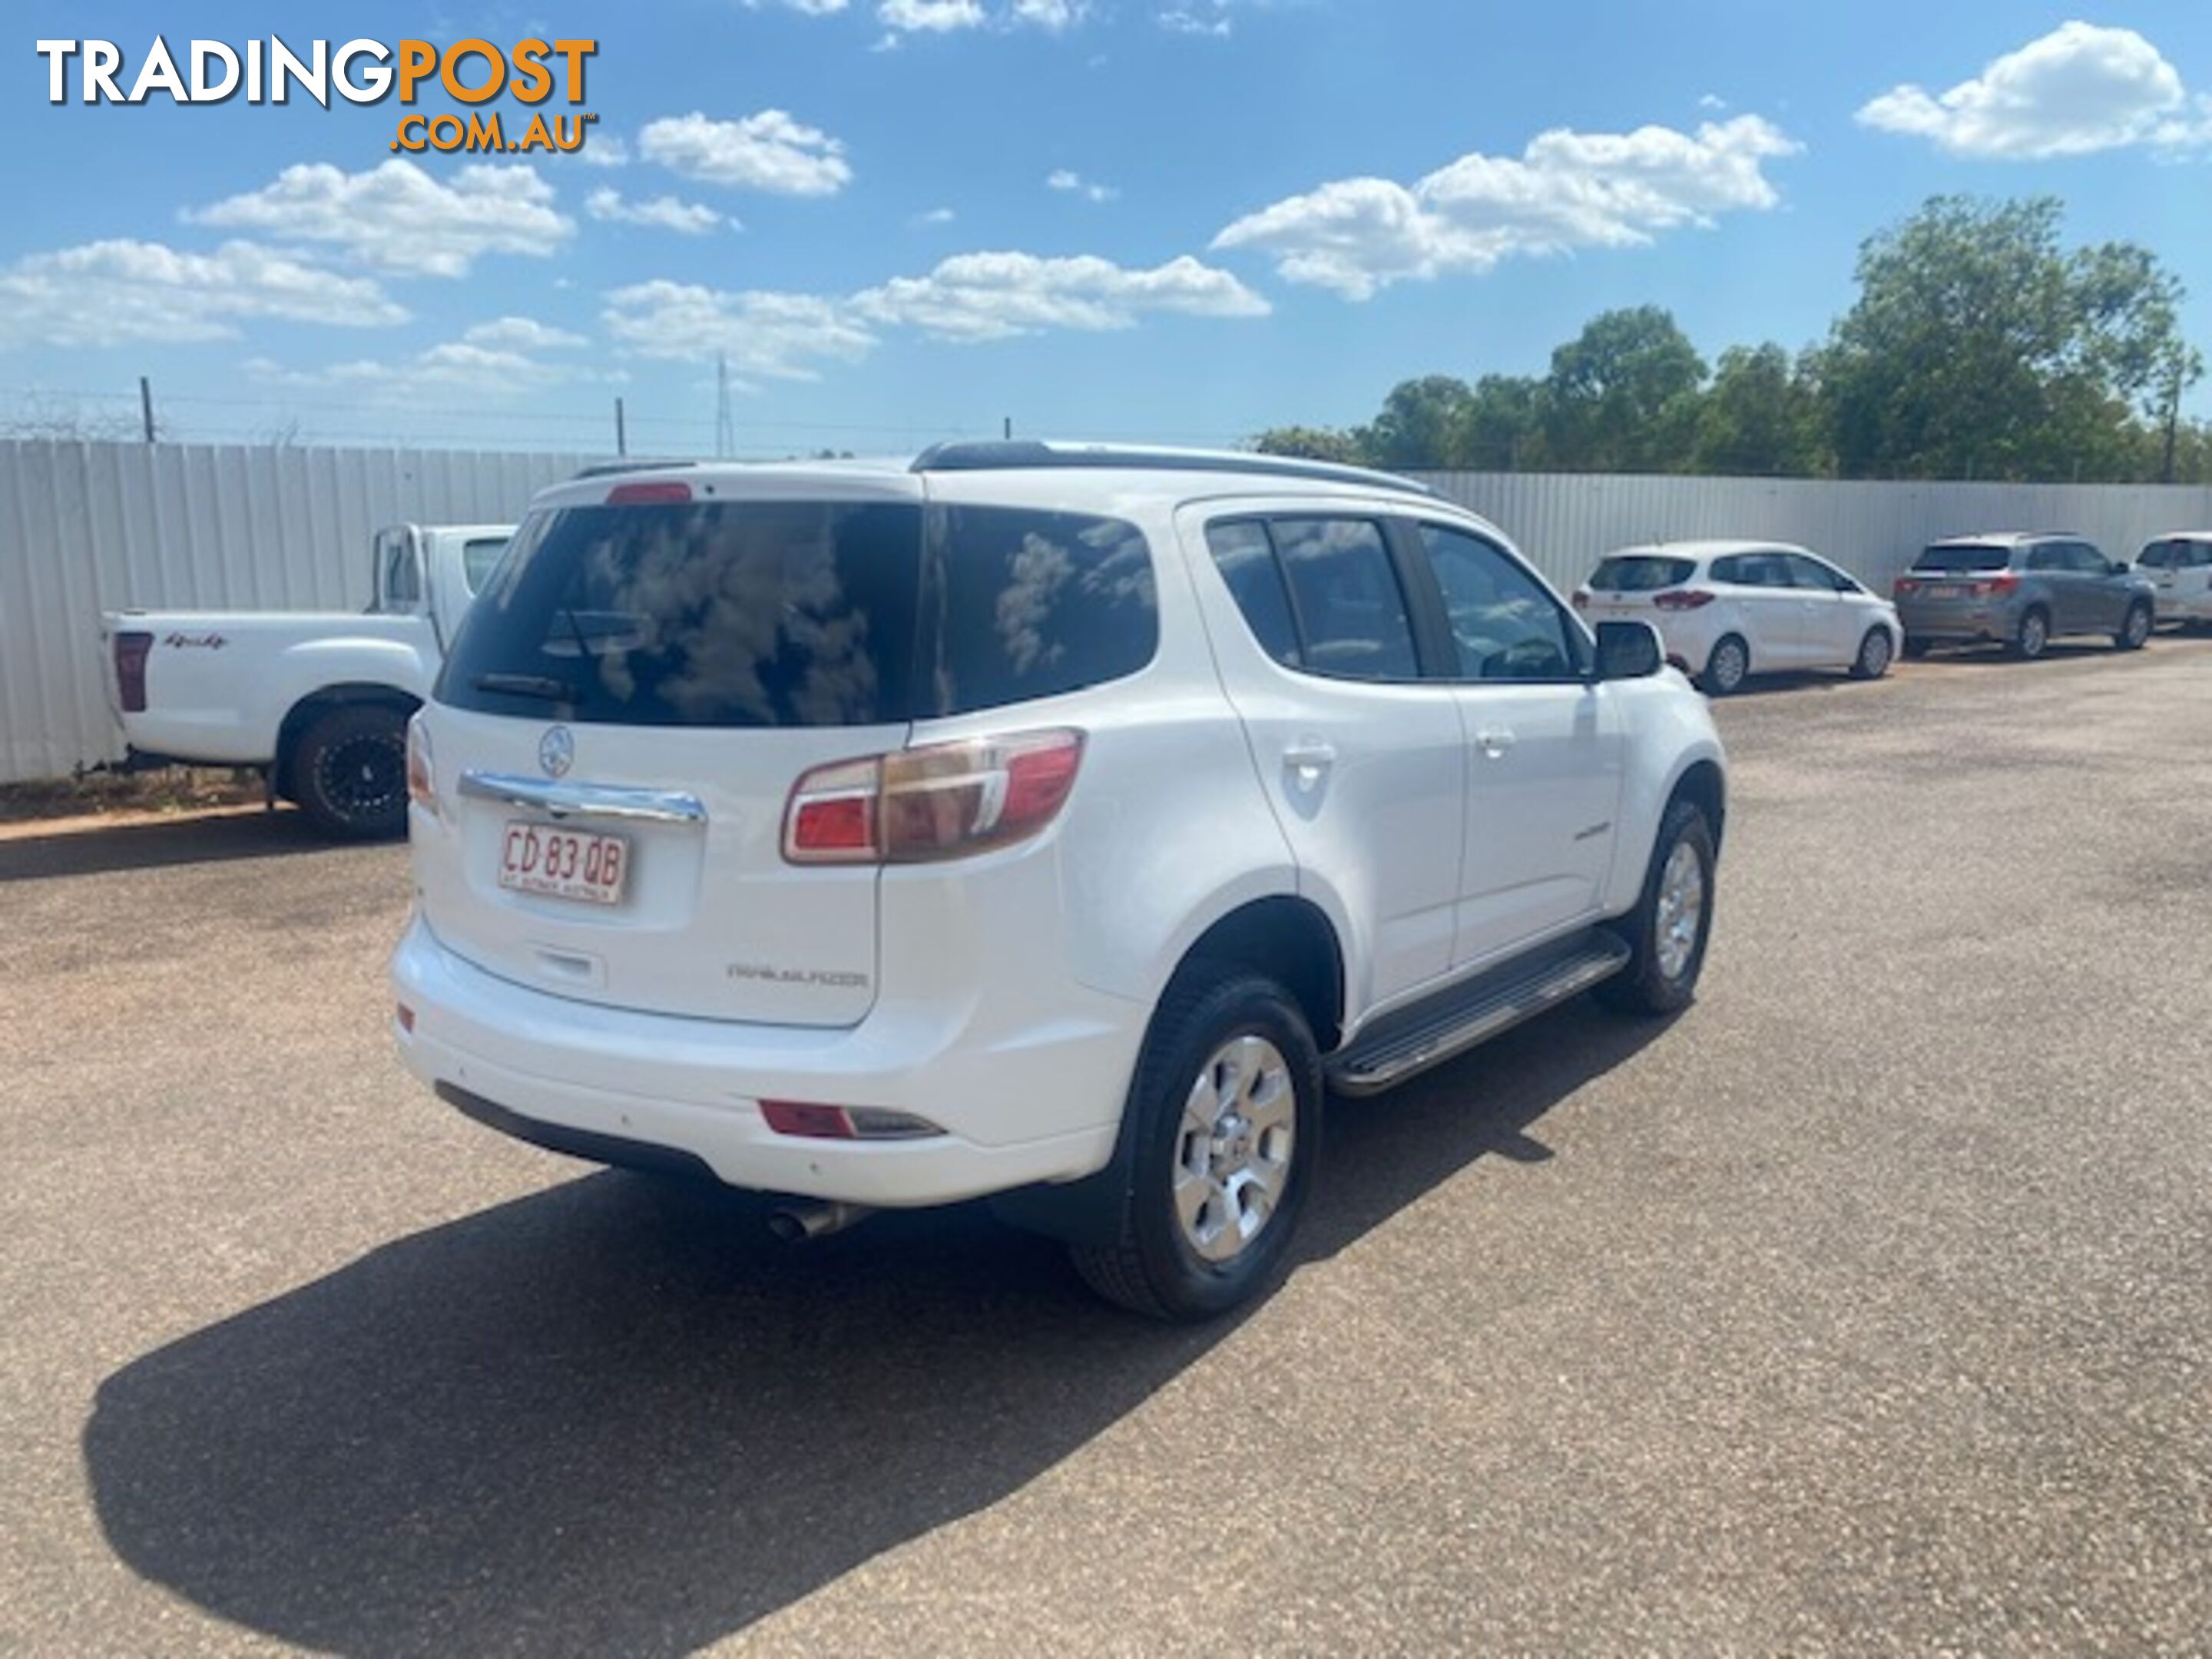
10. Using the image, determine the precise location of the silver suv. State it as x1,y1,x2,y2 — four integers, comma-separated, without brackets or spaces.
1894,532,2156,660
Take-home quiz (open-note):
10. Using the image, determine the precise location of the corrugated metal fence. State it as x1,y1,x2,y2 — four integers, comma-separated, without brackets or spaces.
5,439,2210,783
1,441,595,783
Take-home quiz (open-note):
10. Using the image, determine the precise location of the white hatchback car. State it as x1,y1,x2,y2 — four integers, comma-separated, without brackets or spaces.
1572,541,1904,696
392,443,1727,1319
2138,533,2212,627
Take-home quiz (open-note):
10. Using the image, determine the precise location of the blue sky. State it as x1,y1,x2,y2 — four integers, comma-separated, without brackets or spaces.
4,2,2210,455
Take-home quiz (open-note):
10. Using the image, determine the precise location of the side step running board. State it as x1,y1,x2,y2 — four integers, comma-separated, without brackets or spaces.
1326,933,1632,1097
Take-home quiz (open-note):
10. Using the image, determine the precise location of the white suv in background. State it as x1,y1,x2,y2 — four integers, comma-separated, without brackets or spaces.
1573,540,1903,695
391,443,1727,1320
2138,533,2212,627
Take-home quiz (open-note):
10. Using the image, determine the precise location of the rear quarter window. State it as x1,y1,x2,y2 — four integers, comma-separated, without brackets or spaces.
927,506,1158,717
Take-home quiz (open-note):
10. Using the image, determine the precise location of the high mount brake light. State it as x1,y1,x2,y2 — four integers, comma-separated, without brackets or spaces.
605,480,694,506
783,730,1086,866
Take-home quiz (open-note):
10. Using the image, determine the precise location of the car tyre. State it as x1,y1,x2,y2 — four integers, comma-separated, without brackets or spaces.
1902,638,1932,661
1597,796,1716,1018
2114,601,2152,651
292,704,411,839
1700,634,1750,697
1071,969,1321,1322
1850,627,1894,680
2009,607,2051,661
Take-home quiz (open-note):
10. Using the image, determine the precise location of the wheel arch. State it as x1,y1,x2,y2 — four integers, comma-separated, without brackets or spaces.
1668,757,1727,856
1174,894,1346,1054
273,683,420,800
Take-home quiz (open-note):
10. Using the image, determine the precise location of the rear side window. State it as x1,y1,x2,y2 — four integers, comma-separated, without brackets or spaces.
441,500,925,728
2139,541,2183,569
927,505,1157,717
1270,518,1421,681
1712,551,1790,587
1590,555,1694,591
1916,544,2012,574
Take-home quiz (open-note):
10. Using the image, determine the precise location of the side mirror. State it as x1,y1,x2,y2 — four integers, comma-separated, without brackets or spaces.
2109,561,2131,577
1594,620,1664,681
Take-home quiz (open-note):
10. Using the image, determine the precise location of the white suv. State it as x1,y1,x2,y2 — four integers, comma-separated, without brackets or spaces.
391,443,1727,1319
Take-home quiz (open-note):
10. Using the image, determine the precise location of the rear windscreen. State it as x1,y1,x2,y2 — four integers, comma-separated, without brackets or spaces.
439,498,1154,728
1912,544,2011,574
1590,555,1695,591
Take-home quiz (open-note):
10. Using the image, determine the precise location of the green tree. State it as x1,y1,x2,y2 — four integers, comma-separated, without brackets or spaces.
1693,344,1830,476
1250,425,1369,465
1541,306,1707,472
1816,195,2202,481
1358,376,1479,469
1459,374,1545,470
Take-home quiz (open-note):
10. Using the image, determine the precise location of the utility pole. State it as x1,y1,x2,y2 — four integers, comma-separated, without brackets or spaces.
614,396,627,458
1002,416,1012,441
716,353,735,459
2161,369,2183,486
139,376,155,443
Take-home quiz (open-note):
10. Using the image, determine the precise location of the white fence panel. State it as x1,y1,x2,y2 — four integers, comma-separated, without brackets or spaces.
6,444,2212,783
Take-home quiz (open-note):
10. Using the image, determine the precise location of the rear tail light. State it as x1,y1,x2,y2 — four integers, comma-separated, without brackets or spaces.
1652,589,1716,611
406,715,437,816
759,1101,945,1141
113,631,153,712
1970,574,2020,598
783,729,1085,866
605,479,693,505
1893,577,1919,598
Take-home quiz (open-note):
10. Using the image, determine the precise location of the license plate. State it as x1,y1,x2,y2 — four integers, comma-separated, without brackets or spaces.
1929,584,1964,600
498,821,630,906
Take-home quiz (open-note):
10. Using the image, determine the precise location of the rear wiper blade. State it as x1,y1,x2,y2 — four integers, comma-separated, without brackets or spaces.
472,672,577,702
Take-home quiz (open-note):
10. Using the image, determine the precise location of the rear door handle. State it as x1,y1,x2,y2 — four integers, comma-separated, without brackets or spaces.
1475,728,1516,758
1283,740,1336,784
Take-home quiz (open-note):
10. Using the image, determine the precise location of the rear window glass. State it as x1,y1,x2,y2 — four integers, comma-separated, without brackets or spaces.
442,501,924,728
1913,544,2012,574
1270,517,1420,682
927,505,1157,717
439,498,1155,728
1590,555,1694,591
2138,539,2207,569
461,536,508,593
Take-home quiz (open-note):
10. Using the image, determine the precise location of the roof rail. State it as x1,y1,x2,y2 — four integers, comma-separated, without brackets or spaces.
571,459,701,480
909,439,1439,498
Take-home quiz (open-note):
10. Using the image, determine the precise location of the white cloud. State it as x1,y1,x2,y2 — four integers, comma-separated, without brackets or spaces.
1159,3,1233,36
0,239,406,347
585,187,732,233
1047,168,1119,202
913,206,958,225
880,0,985,31
746,0,852,11
1857,22,2208,158
636,110,853,195
581,134,629,167
461,316,588,351
1212,114,1800,299
186,160,573,277
604,280,879,380
852,250,1268,341
1010,0,1087,27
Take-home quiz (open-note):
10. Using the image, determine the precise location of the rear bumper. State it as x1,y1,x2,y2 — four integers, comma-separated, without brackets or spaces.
1896,600,2016,642
389,913,1133,1207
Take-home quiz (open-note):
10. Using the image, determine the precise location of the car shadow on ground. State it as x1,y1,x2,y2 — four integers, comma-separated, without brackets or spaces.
84,1000,1672,1657
0,810,343,882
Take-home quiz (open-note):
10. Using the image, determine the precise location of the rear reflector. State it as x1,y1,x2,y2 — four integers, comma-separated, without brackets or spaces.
1652,590,1716,611
784,728,1085,866
759,1101,945,1141
113,631,154,713
606,479,694,505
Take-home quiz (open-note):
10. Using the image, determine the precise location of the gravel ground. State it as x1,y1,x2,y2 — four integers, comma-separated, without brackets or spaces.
2,638,2207,1657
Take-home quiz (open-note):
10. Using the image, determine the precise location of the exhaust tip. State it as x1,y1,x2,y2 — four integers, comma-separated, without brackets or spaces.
767,1199,875,1243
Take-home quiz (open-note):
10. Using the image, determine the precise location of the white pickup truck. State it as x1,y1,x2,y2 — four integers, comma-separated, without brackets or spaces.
101,523,512,838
